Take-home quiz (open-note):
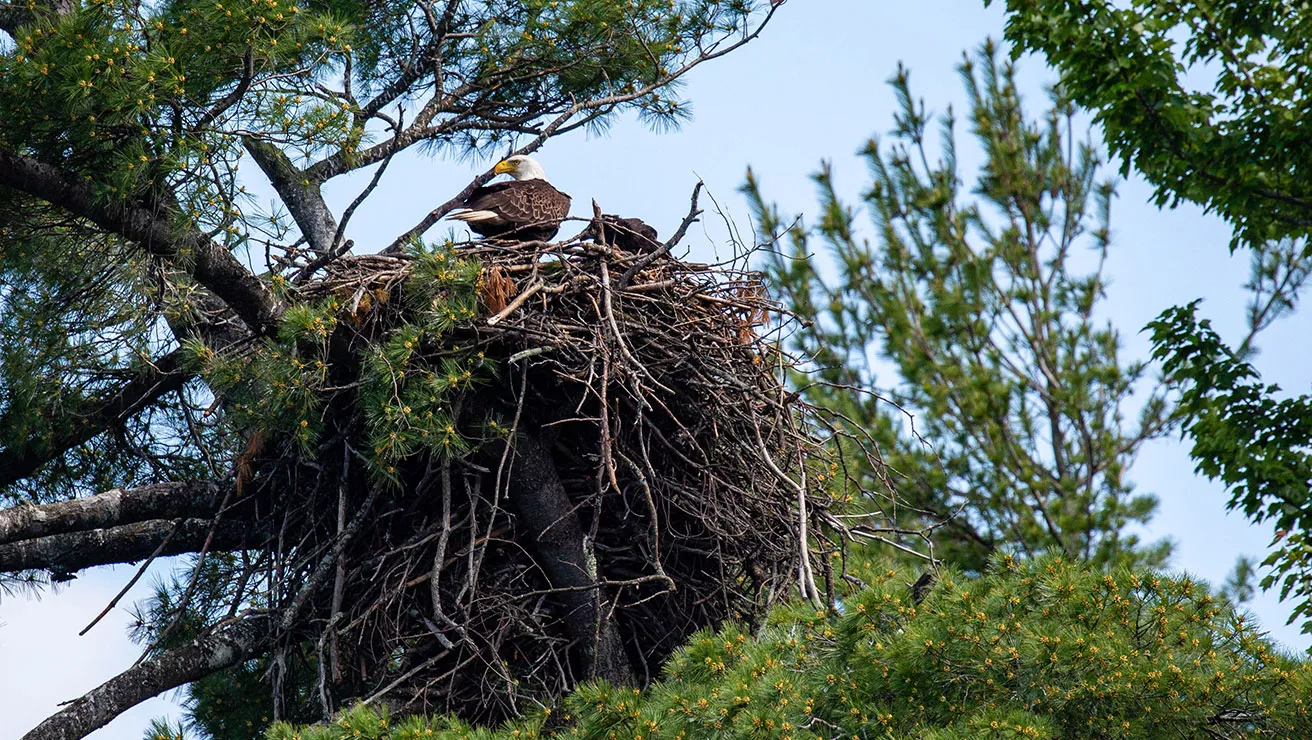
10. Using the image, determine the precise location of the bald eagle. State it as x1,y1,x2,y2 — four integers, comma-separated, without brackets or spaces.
447,155,572,241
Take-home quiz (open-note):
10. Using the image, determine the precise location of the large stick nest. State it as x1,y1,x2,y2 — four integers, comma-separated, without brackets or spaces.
205,227,870,725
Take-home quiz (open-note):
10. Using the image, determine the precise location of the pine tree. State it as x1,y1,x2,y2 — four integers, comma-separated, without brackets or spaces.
744,45,1173,574
265,557,1312,739
0,0,786,737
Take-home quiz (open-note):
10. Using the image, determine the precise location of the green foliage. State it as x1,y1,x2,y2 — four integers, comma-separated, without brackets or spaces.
267,557,1312,739
990,0,1312,250
192,297,335,455
0,195,216,505
0,0,343,230
1221,555,1259,607
146,717,190,740
190,241,488,474
747,45,1172,573
0,0,760,222
1149,303,1312,634
993,0,1312,636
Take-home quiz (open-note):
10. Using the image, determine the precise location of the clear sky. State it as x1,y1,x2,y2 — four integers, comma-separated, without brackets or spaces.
4,1,1310,737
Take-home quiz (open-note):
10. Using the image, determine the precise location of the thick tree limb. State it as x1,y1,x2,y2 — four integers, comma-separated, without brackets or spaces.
506,430,632,685
0,351,193,488
244,138,340,256
20,616,270,740
0,148,281,334
0,480,230,546
0,518,250,575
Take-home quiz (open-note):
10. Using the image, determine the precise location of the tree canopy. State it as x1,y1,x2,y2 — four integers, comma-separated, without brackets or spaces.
992,0,1312,636
261,557,1312,740
0,0,806,737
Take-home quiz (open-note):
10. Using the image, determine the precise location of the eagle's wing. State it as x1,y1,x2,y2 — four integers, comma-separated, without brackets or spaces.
463,181,537,224
453,180,571,239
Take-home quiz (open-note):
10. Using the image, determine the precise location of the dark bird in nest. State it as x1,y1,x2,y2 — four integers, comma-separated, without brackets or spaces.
448,155,572,241
583,214,661,253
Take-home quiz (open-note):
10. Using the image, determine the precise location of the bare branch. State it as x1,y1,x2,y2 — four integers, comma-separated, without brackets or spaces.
618,181,702,287
195,46,256,131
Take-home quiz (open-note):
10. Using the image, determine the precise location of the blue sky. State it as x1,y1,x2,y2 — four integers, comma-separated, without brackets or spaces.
3,1,1311,737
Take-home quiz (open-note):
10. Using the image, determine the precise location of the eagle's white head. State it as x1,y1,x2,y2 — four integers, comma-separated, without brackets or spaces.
493,155,547,181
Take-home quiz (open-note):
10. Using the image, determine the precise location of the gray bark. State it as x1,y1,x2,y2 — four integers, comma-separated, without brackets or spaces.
21,617,269,740
0,518,250,575
0,481,230,545
244,138,340,256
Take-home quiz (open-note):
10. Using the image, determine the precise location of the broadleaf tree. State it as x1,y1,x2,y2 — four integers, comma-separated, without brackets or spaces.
0,0,783,736
991,0,1312,635
746,45,1174,575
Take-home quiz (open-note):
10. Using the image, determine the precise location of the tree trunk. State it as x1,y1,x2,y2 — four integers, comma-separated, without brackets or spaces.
505,430,633,686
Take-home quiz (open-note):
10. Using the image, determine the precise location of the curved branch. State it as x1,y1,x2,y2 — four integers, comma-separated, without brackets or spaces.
617,181,702,287
0,480,230,546
0,351,193,488
0,517,251,575
0,148,281,334
20,616,270,740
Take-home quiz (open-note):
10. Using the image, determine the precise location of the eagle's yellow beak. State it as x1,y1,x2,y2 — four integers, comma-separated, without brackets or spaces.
493,160,516,175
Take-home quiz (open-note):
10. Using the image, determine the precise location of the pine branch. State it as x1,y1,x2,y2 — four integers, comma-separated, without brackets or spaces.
0,517,252,575
0,147,282,334
373,6,785,253
0,480,231,546
0,350,192,488
20,616,270,740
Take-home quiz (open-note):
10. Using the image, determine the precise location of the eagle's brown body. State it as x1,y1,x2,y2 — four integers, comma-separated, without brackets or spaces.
449,156,572,241
459,179,571,241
